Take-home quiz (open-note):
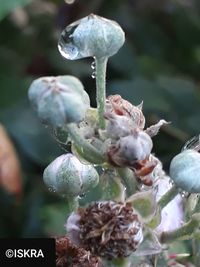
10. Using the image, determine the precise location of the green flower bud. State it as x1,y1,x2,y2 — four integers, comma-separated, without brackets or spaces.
58,14,125,60
169,149,200,193
43,153,99,197
28,75,90,127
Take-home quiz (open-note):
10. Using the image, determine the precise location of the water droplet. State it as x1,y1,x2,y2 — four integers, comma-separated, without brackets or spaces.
48,185,57,193
181,191,188,198
58,23,80,60
58,17,94,60
48,187,54,193
58,41,79,60
91,61,96,70
78,193,86,200
64,0,75,4
182,135,200,151
91,71,96,79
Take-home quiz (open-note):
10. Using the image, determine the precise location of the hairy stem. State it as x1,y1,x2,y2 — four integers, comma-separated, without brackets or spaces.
192,195,200,214
65,197,79,215
65,123,105,164
95,56,108,129
117,167,138,197
160,213,200,243
158,185,179,210
192,233,200,267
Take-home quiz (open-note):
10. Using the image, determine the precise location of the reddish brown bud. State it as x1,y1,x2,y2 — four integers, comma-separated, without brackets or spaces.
106,95,145,129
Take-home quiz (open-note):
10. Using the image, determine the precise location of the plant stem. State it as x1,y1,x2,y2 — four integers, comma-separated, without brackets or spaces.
117,167,138,197
95,56,108,129
65,123,105,164
65,197,79,215
192,195,200,214
160,213,200,243
158,185,179,210
192,233,200,267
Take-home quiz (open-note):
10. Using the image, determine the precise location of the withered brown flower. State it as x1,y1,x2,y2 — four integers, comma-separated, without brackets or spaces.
105,95,168,184
56,236,102,267
66,201,143,260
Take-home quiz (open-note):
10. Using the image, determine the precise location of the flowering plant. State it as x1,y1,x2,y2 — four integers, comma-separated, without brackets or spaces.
28,14,200,267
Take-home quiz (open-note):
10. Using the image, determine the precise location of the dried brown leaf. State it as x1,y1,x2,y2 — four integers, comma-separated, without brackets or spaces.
0,124,22,197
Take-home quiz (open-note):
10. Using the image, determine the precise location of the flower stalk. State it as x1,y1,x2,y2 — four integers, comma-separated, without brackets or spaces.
160,213,200,243
95,56,108,129
158,184,179,210
65,123,105,164
117,167,138,197
192,232,200,266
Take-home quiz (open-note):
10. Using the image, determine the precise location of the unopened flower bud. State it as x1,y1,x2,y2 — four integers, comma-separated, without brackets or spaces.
58,14,125,60
107,130,153,167
104,113,136,140
28,75,90,127
66,201,143,259
169,149,200,193
106,95,145,129
43,153,99,197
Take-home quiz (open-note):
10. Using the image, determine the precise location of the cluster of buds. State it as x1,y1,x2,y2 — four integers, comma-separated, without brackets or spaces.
27,11,191,267
66,201,143,260
105,95,168,186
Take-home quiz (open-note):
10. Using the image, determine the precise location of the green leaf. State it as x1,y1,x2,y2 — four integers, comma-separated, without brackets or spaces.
134,228,162,256
0,0,32,21
127,190,157,222
100,170,125,201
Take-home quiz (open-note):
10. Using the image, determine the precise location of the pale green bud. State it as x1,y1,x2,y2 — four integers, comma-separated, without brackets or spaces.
58,14,125,60
43,153,99,197
28,75,90,127
169,149,200,193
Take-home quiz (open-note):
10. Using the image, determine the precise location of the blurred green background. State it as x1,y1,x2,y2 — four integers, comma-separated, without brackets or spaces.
0,0,200,238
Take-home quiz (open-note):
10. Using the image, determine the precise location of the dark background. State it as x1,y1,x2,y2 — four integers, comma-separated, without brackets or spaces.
0,0,200,238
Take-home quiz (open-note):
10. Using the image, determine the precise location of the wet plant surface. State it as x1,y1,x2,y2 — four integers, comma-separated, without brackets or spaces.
1,1,200,267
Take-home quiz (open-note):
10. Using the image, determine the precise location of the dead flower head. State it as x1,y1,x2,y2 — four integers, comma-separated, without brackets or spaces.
56,236,102,267
66,201,143,260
